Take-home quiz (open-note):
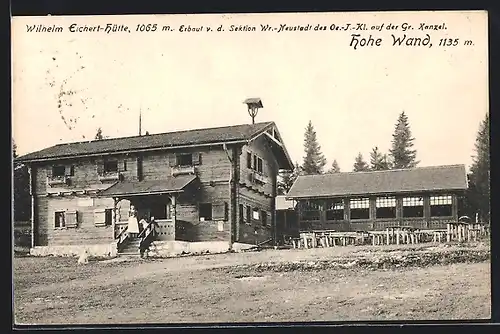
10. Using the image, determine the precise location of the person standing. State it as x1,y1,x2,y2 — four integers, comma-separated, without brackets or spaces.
127,205,140,238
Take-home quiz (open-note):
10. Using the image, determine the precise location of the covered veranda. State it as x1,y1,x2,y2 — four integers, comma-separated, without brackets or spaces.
98,175,197,242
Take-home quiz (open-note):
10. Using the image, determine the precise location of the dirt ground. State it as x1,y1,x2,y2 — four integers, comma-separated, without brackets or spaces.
13,242,491,325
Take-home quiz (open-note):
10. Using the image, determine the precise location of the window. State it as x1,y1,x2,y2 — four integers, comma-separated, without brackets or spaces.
104,209,113,226
402,197,424,218
52,166,66,177
246,205,251,223
123,160,127,171
376,196,396,219
350,198,370,220
104,160,118,173
253,208,260,220
257,158,263,173
301,200,321,221
199,203,212,221
55,211,65,228
326,199,344,220
430,195,453,217
249,153,264,174
151,203,171,220
239,204,244,223
261,210,267,226
177,153,193,166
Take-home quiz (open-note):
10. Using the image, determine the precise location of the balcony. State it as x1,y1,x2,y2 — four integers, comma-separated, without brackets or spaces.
253,172,268,184
98,172,121,182
171,165,196,176
47,175,69,187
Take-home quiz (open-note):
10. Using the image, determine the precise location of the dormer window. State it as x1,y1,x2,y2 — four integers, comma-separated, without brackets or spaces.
104,160,118,173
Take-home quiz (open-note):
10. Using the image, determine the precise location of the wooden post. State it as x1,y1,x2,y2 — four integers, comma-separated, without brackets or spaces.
112,197,118,238
171,194,177,239
28,165,35,249
447,223,451,242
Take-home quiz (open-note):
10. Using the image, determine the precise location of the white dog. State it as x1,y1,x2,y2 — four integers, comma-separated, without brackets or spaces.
77,249,89,265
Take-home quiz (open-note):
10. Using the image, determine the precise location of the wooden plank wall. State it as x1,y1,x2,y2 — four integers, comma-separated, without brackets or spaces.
35,196,130,246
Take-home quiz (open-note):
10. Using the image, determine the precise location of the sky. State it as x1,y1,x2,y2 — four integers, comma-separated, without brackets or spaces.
12,11,488,172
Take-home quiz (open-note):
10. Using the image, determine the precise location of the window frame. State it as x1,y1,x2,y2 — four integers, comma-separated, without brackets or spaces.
199,203,213,221
103,160,119,173
54,211,66,228
349,198,370,220
375,196,397,219
402,196,424,218
430,195,453,217
52,165,66,177
325,199,344,221
177,153,193,167
300,200,322,221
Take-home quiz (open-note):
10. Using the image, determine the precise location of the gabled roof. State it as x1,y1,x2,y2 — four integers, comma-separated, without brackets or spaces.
287,164,468,199
16,121,293,169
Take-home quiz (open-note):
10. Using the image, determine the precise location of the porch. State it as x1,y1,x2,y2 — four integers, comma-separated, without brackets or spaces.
98,176,195,256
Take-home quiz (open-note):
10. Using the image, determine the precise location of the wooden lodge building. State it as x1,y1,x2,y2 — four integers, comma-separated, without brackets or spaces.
285,165,468,233
15,121,294,257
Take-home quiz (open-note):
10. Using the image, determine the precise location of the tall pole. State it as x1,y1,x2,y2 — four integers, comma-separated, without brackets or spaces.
139,108,142,136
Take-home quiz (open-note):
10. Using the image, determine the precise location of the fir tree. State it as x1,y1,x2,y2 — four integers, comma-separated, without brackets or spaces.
302,121,327,174
353,153,369,172
369,146,391,171
13,138,31,221
389,111,419,169
327,159,341,173
277,162,303,194
467,113,490,222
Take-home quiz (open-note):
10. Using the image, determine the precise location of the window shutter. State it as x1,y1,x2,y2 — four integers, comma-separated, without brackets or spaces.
47,167,53,178
66,211,79,228
193,153,202,166
212,203,226,221
64,165,73,176
94,209,106,227
96,159,104,175
168,154,177,167
120,160,127,172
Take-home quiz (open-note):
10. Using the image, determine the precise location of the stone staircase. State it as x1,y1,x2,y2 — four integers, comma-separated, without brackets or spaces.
118,237,142,257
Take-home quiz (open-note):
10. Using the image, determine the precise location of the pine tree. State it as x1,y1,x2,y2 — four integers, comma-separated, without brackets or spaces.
467,113,490,222
13,138,31,221
327,159,341,173
389,111,419,169
302,121,327,174
370,146,391,171
353,153,369,172
277,162,303,194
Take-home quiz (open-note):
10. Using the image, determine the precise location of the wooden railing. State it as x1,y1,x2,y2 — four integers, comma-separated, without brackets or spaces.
116,225,129,251
138,222,157,252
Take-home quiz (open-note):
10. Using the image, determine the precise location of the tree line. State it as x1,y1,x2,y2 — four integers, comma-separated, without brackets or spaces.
277,111,490,223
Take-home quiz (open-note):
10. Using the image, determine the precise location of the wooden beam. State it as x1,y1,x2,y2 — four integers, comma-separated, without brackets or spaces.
28,166,35,249
264,132,283,147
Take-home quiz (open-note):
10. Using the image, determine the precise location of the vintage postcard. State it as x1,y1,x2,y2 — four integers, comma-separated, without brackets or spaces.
12,11,490,325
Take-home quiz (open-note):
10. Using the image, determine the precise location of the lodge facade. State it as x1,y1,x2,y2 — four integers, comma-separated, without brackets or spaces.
15,121,294,256
285,165,468,233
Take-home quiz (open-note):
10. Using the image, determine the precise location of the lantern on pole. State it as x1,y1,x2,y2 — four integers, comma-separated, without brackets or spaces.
244,98,263,124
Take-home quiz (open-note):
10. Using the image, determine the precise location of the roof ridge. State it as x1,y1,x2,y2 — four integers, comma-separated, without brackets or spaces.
54,121,273,147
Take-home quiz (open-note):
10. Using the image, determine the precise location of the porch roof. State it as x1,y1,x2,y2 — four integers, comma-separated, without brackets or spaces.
98,175,197,197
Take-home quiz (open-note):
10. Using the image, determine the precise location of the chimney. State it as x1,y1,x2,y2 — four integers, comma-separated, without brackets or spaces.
243,98,263,124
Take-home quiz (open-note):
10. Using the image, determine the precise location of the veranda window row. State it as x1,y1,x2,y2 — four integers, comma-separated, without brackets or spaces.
298,195,455,221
